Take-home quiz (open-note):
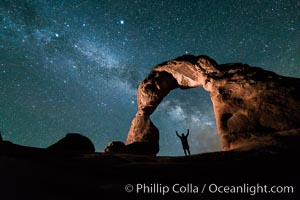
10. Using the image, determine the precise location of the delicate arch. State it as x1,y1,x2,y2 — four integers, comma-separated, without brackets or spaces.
125,55,300,155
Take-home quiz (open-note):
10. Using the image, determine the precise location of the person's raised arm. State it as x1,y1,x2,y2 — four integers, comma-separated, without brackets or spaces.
186,129,189,137
176,131,180,138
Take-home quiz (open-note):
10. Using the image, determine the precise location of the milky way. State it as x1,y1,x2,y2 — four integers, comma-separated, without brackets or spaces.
0,0,299,155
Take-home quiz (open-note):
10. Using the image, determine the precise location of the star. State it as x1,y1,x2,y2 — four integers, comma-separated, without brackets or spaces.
0,0,298,156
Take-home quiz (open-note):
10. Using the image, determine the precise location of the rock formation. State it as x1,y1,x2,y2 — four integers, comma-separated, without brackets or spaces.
104,141,125,153
124,55,300,155
48,133,95,153
104,140,160,155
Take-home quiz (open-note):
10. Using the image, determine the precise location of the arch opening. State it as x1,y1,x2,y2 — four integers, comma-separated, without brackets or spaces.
151,87,221,156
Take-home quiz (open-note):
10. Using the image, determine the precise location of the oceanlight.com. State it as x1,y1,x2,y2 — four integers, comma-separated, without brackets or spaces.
124,183,294,196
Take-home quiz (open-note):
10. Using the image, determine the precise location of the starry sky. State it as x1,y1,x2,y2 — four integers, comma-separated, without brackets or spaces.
0,0,299,156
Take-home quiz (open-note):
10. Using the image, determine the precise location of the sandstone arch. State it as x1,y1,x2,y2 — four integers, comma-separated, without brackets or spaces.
125,55,300,155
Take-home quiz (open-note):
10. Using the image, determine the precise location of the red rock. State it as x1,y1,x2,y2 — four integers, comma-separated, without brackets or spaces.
126,55,300,154
125,114,159,155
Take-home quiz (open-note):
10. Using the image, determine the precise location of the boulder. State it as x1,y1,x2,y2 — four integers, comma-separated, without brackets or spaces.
104,141,125,153
47,133,95,153
104,140,158,156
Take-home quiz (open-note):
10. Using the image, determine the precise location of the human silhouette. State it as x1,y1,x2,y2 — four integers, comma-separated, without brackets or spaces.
176,129,191,156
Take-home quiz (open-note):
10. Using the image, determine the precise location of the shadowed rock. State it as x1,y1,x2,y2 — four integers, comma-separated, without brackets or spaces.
48,133,95,153
124,55,300,154
104,141,125,153
104,141,158,155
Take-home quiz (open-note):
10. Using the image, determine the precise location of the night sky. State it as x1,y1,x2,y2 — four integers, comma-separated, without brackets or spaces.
0,0,299,156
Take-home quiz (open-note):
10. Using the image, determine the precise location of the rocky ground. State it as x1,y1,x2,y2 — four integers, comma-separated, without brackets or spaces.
0,140,299,200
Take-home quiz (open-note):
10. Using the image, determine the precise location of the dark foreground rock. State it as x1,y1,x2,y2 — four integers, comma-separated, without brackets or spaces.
47,133,95,153
104,141,159,155
0,141,299,200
